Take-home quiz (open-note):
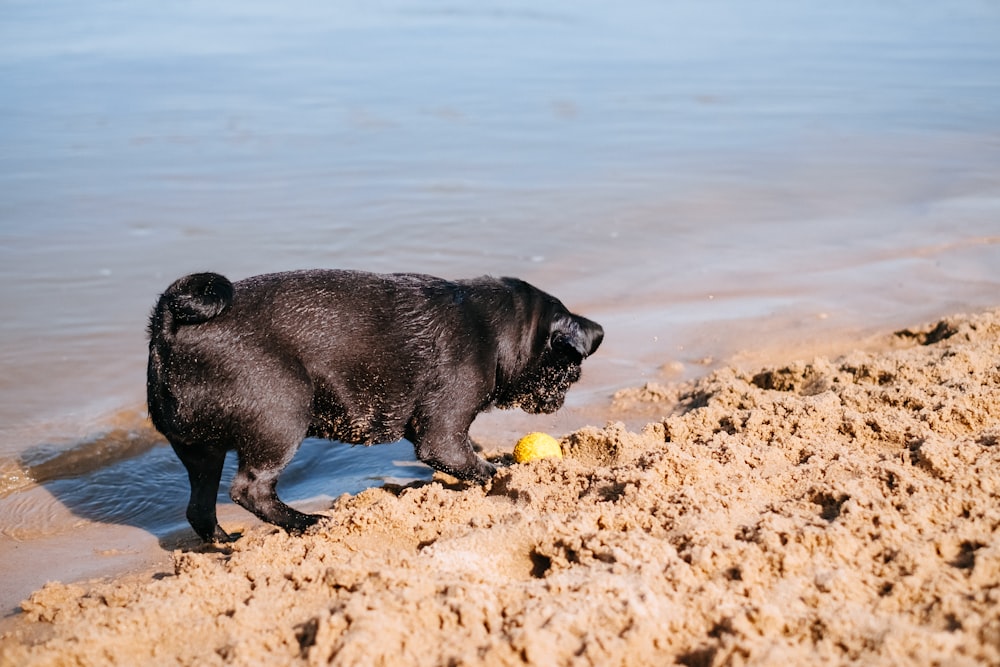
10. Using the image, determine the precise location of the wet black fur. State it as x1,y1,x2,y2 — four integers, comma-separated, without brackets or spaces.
147,269,603,541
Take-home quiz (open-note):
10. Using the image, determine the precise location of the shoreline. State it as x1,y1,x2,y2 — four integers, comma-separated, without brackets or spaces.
0,300,927,620
3,307,999,665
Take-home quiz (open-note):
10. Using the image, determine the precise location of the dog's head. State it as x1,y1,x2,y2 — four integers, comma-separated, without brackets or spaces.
491,280,604,414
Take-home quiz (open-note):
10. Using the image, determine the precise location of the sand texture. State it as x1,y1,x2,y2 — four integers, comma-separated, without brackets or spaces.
3,310,1000,666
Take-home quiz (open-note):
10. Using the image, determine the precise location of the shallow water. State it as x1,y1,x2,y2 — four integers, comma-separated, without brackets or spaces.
1,0,999,599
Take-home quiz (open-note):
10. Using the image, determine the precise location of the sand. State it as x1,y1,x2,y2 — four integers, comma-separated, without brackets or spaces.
2,309,999,666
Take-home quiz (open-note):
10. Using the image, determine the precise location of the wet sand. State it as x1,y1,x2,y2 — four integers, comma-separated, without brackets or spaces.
3,308,998,666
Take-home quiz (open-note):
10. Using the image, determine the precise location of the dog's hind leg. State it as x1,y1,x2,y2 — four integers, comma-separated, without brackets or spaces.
171,442,233,542
229,439,321,534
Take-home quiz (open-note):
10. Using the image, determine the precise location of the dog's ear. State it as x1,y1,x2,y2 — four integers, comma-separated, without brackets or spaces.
550,313,604,359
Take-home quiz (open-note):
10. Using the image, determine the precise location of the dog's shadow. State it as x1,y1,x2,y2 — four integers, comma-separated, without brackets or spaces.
30,433,437,550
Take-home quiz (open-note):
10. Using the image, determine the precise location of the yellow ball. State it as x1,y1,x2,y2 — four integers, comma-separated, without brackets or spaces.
513,432,563,463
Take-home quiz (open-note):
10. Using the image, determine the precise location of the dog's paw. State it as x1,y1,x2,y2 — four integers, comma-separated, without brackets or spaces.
281,512,323,535
197,524,236,544
212,530,238,544
473,459,498,484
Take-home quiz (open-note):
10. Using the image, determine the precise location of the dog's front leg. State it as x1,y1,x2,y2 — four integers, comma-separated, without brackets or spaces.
412,425,496,484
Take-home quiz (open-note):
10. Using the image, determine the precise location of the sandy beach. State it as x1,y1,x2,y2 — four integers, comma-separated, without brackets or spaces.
2,308,997,666
3,1,1000,665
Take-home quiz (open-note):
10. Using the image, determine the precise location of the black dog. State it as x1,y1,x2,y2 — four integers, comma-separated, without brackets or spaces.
147,269,603,541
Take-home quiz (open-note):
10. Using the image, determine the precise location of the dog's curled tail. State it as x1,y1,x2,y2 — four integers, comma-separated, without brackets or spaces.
148,272,234,342
147,273,232,435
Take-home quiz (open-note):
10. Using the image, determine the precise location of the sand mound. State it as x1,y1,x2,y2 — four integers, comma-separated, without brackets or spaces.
3,311,999,666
